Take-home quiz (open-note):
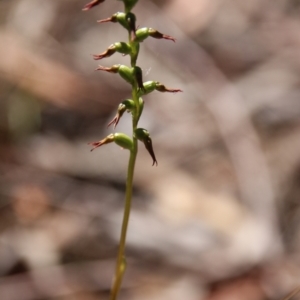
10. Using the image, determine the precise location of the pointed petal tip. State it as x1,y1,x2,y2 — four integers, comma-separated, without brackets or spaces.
152,161,158,166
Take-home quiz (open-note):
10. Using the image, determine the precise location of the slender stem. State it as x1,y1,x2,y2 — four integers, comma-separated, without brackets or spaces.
109,13,140,300
109,142,137,300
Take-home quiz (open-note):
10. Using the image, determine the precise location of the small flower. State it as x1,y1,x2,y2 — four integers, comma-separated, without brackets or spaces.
89,133,133,151
135,27,176,43
107,99,135,128
82,0,105,11
148,28,176,42
135,128,158,166
96,64,134,85
97,12,137,41
139,81,182,95
93,42,131,60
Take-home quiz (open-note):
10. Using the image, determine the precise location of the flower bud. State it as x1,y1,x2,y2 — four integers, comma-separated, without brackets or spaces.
135,128,157,166
135,27,175,43
96,64,134,85
107,99,135,128
89,133,133,151
82,0,105,11
93,42,131,60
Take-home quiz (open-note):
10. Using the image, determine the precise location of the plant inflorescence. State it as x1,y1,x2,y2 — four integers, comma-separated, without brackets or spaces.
83,0,181,299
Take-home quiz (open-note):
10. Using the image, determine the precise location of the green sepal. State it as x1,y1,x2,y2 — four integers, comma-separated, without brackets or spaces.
118,65,134,84
139,81,157,95
122,99,136,111
113,133,133,150
135,128,150,141
114,12,128,29
134,27,150,42
114,42,132,55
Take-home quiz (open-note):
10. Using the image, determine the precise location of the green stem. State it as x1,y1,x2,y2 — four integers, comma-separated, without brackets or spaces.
109,13,140,300
109,140,137,300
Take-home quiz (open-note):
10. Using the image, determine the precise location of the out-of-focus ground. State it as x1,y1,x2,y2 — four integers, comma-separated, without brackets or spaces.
1,0,300,299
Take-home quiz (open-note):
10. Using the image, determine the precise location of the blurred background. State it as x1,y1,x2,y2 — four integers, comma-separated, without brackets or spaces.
1,0,300,299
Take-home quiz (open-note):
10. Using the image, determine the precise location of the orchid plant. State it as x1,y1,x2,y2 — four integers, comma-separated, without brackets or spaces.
83,0,181,299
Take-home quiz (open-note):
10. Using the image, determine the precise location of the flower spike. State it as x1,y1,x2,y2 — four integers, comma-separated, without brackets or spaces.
85,0,181,296
82,0,105,11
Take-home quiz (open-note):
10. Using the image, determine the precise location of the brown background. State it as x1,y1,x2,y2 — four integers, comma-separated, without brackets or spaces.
1,0,300,299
